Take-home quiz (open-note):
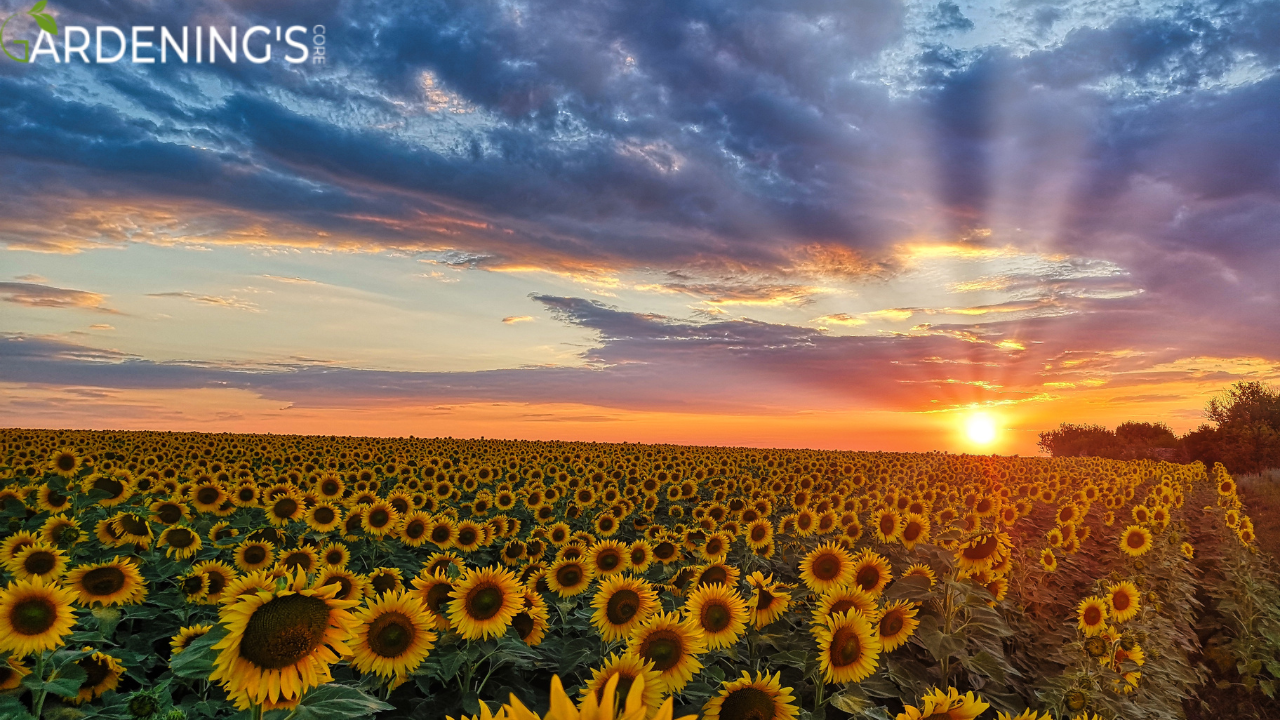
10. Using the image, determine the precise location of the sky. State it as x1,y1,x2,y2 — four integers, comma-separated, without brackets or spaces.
2,0,1279,454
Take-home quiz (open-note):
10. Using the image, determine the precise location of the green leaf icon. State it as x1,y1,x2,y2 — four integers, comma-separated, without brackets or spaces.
32,13,56,35
30,0,46,12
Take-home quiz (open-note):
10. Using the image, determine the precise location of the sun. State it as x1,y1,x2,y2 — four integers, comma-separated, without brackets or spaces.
964,413,999,446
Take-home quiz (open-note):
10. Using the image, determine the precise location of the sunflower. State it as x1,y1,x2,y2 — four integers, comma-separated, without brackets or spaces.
1040,548,1057,572
50,448,81,477
178,571,211,603
815,610,881,684
190,481,227,513
361,501,400,537
0,576,79,656
1181,542,1195,560
210,569,360,709
703,671,799,720
192,561,237,604
36,483,74,514
424,551,466,577
64,649,125,705
400,511,431,547
41,515,83,548
899,513,931,551
625,611,706,694
800,543,855,593
811,585,878,631
351,590,437,688
513,587,550,647
582,654,664,716
305,502,343,533
83,472,134,507
1119,526,1152,557
746,572,791,629
876,600,920,651
955,531,1011,573
209,521,238,543
368,567,404,596
1077,596,1109,636
588,540,629,578
320,542,350,568
410,569,455,630
230,482,261,508
627,540,653,573
5,541,67,582
317,473,345,500
158,526,203,560
1,531,38,565
65,558,148,607
684,582,748,650
313,568,368,605
699,532,731,562
274,547,317,576
109,511,154,547
897,687,989,720
851,550,893,596
548,558,594,598
454,521,486,552
0,656,30,691
448,566,523,640
1106,581,1141,623
874,509,902,543
591,575,660,642
170,623,212,655
234,541,276,573
694,562,741,590
265,491,306,527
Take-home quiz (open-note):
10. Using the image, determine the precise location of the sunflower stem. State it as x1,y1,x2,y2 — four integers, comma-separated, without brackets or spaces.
251,704,264,720
31,651,49,718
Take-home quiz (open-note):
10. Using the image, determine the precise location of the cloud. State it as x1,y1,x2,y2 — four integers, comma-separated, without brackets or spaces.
502,316,535,324
0,282,119,313
146,292,260,312
89,324,115,331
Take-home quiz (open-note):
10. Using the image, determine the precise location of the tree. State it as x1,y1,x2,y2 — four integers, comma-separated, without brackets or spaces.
1037,423,1117,458
1186,381,1280,474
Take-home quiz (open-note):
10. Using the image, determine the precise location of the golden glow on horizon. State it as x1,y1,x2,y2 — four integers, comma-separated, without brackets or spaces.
964,412,999,446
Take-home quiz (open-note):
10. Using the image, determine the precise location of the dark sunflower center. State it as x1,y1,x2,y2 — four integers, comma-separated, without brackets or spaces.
814,556,840,580
903,523,921,542
655,542,675,559
880,516,895,535
321,481,340,495
406,521,426,539
466,585,505,620
431,526,452,543
557,566,582,587
119,515,149,536
963,535,1000,560
205,571,228,595
751,526,768,542
56,454,77,472
702,602,731,632
630,549,646,564
596,673,637,706
367,611,415,657
1127,532,1145,549
239,594,331,669
167,529,196,548
699,567,727,586
1113,592,1131,611
831,599,857,616
830,626,864,667
606,589,641,625
244,545,268,564
425,583,452,614
47,489,68,506
273,498,299,518
706,540,723,555
881,613,904,636
325,550,344,564
80,655,112,689
369,510,390,527
58,526,79,545
82,566,127,596
640,630,683,672
197,488,220,504
314,507,336,524
157,505,183,524
181,576,206,594
11,596,57,635
720,686,776,720
325,576,355,600
371,574,397,594
93,477,125,498
855,567,881,591
513,611,535,640
458,529,477,546
285,553,313,572
598,552,620,571
1084,607,1102,625
238,488,257,502
24,550,57,576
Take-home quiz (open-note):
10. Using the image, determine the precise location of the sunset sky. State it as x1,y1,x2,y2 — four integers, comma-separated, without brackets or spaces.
2,0,1279,454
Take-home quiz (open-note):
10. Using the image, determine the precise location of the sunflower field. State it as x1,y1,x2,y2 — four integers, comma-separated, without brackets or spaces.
1,429,1277,720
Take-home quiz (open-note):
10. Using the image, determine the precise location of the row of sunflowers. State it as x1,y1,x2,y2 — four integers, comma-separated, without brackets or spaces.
0,428,1272,720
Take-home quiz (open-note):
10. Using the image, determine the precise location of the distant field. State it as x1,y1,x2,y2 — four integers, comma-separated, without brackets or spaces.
0,428,1276,720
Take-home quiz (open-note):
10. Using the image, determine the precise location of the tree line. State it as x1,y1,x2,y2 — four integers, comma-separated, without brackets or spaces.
1038,381,1280,474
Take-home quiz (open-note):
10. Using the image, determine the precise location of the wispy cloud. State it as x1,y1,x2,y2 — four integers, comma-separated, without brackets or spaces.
502,316,535,324
0,282,119,314
146,292,261,312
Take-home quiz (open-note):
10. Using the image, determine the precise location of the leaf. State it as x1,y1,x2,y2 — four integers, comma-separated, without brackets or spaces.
169,624,229,680
23,661,87,697
29,0,46,13
829,689,872,714
286,684,394,720
960,650,1016,683
32,13,57,35
0,695,34,720
883,575,934,602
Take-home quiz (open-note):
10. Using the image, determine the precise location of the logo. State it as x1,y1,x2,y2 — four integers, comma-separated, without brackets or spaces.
1,1,57,63
1,2,324,65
